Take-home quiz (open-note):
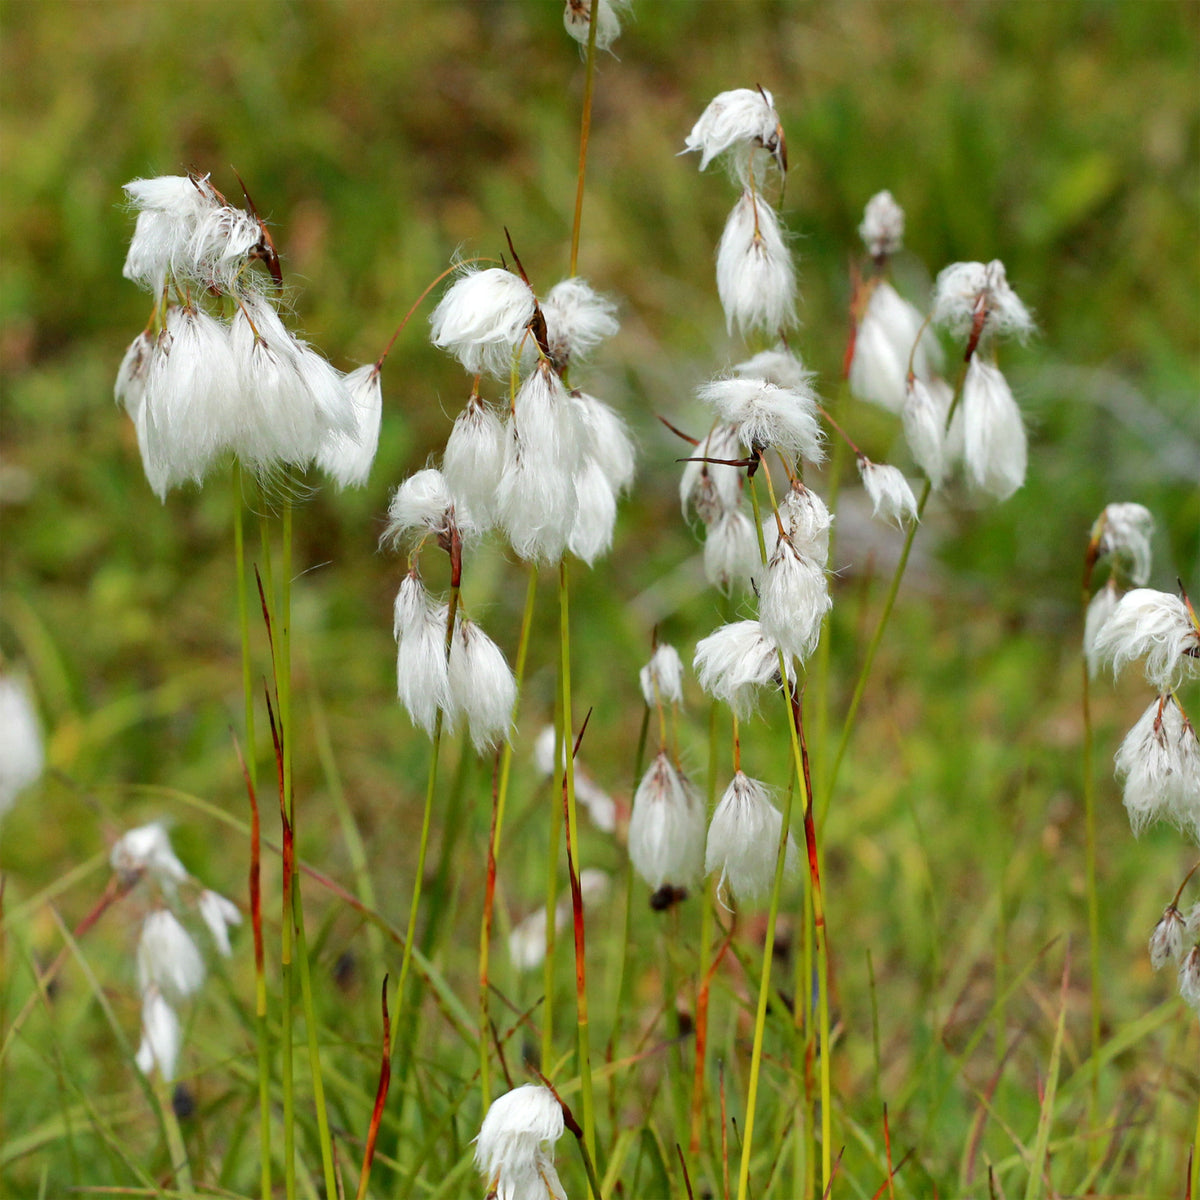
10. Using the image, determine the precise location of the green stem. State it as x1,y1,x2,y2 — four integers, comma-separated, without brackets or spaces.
1080,566,1101,1121
231,464,271,1200
480,566,539,1107
154,1069,194,1195
558,558,597,1174
568,0,601,277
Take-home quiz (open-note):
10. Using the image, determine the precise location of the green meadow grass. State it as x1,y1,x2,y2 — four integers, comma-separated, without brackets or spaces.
2,1,1198,1196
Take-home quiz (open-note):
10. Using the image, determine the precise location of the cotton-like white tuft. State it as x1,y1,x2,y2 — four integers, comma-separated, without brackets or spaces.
716,191,797,337
1149,905,1187,970
961,358,1026,501
680,423,742,524
628,751,706,891
683,87,784,178
933,259,1033,345
1094,503,1154,587
901,376,949,489
705,771,798,905
693,620,791,717
393,575,454,737
1093,588,1200,692
858,190,905,259
764,481,832,566
317,362,382,489
475,1084,567,1200
1083,581,1121,680
1114,696,1200,839
448,618,516,752
137,910,206,1002
540,278,619,369
703,507,759,592
733,345,812,393
429,267,536,378
639,643,685,707
563,0,629,52
443,394,505,530
757,538,830,663
135,986,182,1081
197,890,242,958
858,458,919,527
698,375,822,464
110,822,188,890
383,468,457,548
849,282,941,413
0,674,43,819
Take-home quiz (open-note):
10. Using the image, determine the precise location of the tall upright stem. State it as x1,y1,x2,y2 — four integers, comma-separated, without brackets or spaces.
568,0,601,277
479,566,539,1105
231,465,271,1200
558,558,597,1170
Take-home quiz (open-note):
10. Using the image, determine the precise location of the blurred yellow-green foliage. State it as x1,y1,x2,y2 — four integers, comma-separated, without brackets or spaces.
2,1,1199,1195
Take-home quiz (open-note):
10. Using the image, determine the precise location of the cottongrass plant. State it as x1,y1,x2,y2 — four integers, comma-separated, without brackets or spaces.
21,7,1188,1200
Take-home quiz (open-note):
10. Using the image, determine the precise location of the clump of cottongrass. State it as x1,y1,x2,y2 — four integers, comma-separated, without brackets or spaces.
117,172,370,498
109,822,241,1082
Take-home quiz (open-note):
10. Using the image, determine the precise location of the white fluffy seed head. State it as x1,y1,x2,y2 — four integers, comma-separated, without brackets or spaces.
448,618,516,753
140,305,239,497
733,345,812,393
197,890,242,958
497,367,583,562
763,482,832,567
383,468,457,548
429,267,536,378
563,0,629,52
110,822,188,890
393,576,454,737
1093,503,1155,588
640,643,685,707
757,539,830,663
1178,947,1200,1015
1114,696,1200,839
1093,589,1200,692
858,190,905,259
693,620,791,717
136,909,206,1001
0,674,43,819
1149,905,1187,970
135,986,182,1081
1083,581,1121,680
961,358,1027,501
628,751,706,891
573,392,635,494
703,506,759,593
858,458,919,527
475,1084,565,1185
122,175,219,294
697,375,823,464
849,282,942,413
683,87,785,180
229,295,358,477
705,771,798,906
680,423,743,524
716,190,797,337
443,394,505,530
539,278,619,370
317,362,382,489
115,330,155,421
901,376,948,489
568,455,619,565
933,259,1034,345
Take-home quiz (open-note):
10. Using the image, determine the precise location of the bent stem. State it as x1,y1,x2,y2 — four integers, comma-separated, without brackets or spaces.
479,565,539,1106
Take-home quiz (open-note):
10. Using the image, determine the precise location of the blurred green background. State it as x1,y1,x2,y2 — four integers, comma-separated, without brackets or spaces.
2,0,1199,1194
